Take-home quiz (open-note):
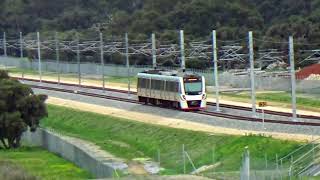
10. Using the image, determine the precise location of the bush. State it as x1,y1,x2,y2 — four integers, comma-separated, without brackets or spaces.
0,70,48,149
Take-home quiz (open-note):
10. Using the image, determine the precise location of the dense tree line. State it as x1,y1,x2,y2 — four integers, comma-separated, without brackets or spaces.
1,0,319,68
1,0,319,40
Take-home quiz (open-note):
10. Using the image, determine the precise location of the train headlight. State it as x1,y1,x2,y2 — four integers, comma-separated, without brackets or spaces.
202,94,207,100
181,95,187,101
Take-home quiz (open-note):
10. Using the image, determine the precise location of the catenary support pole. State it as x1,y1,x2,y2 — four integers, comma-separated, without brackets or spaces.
3,32,7,57
289,36,297,121
125,33,131,96
76,34,81,86
37,32,42,82
100,32,105,91
55,32,60,84
180,30,186,72
20,32,24,78
212,30,221,112
20,32,23,58
248,31,256,116
3,32,7,70
152,33,157,69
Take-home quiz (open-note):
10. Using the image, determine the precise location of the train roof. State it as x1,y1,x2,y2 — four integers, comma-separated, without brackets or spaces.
138,69,202,81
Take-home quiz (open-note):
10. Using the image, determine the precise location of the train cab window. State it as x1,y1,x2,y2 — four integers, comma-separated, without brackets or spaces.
184,78,202,95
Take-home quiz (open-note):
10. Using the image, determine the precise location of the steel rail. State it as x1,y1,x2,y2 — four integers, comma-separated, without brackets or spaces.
15,76,320,120
28,83,320,127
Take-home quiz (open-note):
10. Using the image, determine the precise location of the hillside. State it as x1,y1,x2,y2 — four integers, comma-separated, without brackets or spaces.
1,0,319,42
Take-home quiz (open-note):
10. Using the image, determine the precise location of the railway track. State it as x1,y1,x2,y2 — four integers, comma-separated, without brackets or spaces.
16,76,320,120
27,80,320,127
207,102,320,120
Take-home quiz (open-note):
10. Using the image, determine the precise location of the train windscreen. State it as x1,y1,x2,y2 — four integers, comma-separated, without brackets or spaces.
184,77,202,95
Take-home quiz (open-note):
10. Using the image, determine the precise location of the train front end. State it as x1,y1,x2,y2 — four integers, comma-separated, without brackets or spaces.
179,75,207,110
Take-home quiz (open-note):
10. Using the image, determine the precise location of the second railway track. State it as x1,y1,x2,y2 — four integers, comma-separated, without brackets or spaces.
16,76,320,120
26,80,320,127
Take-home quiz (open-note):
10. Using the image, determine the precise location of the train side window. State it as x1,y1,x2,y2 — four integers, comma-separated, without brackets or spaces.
175,82,179,92
160,80,164,90
167,81,172,92
141,78,146,88
172,81,176,92
145,79,150,89
138,78,142,88
150,79,154,89
156,80,161,90
167,81,176,92
151,79,160,90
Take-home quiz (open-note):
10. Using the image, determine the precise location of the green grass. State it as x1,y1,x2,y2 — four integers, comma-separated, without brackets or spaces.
0,147,92,180
220,92,320,111
41,104,305,174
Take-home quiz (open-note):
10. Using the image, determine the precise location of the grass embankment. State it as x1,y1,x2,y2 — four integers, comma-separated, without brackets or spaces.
0,147,92,180
41,104,304,174
218,92,320,112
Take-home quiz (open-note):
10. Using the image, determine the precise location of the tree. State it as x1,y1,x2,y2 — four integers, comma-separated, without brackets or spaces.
0,70,47,149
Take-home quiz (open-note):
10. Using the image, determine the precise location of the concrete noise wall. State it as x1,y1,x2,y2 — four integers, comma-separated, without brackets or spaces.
22,129,116,178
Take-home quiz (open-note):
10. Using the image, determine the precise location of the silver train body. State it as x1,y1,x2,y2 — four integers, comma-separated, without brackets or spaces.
137,70,207,110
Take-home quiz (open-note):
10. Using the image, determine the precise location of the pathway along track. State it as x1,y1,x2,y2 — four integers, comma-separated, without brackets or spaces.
15,77,320,126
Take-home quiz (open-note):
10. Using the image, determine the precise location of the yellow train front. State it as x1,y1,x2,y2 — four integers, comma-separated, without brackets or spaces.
137,70,207,110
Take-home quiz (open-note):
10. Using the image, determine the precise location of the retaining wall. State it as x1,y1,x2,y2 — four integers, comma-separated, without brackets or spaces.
22,128,120,178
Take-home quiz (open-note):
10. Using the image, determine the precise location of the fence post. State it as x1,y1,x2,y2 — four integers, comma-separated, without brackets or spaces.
265,153,268,169
152,33,157,69
212,146,215,176
248,31,256,117
20,32,24,78
55,32,60,84
241,147,250,180
76,34,81,86
183,144,186,174
289,36,297,121
212,30,221,112
37,32,42,82
180,30,186,72
100,32,105,91
125,33,130,97
276,154,279,171
157,149,161,166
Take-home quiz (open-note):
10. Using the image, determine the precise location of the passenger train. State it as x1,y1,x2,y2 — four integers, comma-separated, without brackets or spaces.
137,70,207,110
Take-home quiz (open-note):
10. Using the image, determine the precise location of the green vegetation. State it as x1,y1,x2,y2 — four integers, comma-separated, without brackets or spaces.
0,147,92,180
1,0,318,41
1,0,320,68
42,104,304,174
219,91,320,112
0,70,47,149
